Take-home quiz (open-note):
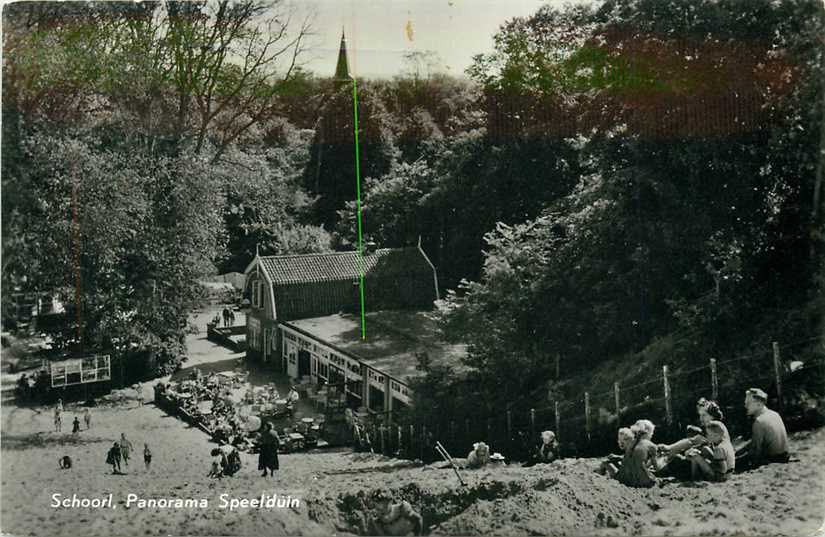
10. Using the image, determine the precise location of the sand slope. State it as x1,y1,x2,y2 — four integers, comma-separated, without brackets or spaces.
2,394,823,537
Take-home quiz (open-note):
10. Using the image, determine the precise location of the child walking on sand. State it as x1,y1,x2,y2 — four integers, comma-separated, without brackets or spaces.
119,433,133,466
72,416,81,434
106,442,122,474
83,408,91,430
143,443,152,470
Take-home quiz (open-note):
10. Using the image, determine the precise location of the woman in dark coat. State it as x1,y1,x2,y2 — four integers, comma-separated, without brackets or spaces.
258,422,281,477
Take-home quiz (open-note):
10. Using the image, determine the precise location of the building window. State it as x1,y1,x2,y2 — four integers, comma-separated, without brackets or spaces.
249,325,260,351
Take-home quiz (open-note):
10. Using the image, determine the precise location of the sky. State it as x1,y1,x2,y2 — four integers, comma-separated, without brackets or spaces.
288,0,569,79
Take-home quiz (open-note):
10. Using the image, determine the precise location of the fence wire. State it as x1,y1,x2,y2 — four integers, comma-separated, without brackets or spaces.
391,340,822,462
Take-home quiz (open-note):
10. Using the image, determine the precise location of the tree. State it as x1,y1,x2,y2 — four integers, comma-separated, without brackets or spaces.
303,82,397,230
423,0,825,426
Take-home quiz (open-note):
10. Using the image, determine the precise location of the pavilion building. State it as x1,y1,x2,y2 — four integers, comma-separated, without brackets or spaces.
243,245,465,413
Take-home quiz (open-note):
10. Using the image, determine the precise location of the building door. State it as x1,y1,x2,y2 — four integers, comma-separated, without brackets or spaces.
298,349,311,377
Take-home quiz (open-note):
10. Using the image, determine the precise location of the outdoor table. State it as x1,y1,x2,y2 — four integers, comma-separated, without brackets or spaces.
287,432,305,451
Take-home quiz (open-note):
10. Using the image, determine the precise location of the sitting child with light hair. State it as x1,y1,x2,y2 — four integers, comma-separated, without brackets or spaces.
686,420,735,482
615,419,660,488
465,442,491,469
598,427,635,477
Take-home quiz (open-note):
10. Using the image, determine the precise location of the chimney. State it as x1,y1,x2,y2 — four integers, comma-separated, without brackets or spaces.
362,241,377,256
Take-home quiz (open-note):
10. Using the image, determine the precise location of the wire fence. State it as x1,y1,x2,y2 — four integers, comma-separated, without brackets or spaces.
359,336,825,463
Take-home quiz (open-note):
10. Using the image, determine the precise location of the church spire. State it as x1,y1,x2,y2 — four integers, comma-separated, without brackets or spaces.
334,28,353,85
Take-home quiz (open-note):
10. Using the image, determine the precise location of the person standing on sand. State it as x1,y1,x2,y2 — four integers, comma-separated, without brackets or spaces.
72,416,81,434
83,408,91,430
258,422,281,477
106,442,122,474
143,443,152,470
136,382,143,407
54,405,62,432
119,433,133,466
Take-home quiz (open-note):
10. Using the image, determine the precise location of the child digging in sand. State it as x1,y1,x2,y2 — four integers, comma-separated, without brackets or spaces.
686,420,735,482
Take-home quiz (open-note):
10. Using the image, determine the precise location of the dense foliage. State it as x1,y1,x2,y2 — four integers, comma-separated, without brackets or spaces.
408,0,825,426
1,1,326,373
2,0,822,417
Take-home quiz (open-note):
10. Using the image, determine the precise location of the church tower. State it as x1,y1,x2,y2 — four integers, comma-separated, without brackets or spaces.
334,29,353,87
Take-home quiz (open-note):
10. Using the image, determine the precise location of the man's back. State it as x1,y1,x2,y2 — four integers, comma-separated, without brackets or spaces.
752,407,788,457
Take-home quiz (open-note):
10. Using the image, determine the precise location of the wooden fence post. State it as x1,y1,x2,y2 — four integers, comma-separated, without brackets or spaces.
409,424,414,458
554,401,560,441
614,382,621,427
773,341,783,409
710,358,718,400
555,354,561,380
584,392,591,441
663,365,673,425
530,408,536,439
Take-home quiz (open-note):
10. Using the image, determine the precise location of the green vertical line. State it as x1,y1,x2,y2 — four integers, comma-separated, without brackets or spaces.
353,77,366,339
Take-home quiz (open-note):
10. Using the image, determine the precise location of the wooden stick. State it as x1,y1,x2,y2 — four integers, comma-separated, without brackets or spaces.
435,441,466,487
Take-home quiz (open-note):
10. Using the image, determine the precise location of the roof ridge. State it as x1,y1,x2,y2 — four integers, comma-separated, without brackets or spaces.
259,246,415,261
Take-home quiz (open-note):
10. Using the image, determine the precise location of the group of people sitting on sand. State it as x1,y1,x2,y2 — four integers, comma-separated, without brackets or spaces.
433,386,788,488
597,387,790,487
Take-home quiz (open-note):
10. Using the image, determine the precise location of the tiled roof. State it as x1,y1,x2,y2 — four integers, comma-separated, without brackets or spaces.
257,248,431,285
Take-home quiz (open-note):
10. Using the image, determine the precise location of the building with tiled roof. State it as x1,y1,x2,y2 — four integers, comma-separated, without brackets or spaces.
242,244,445,413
